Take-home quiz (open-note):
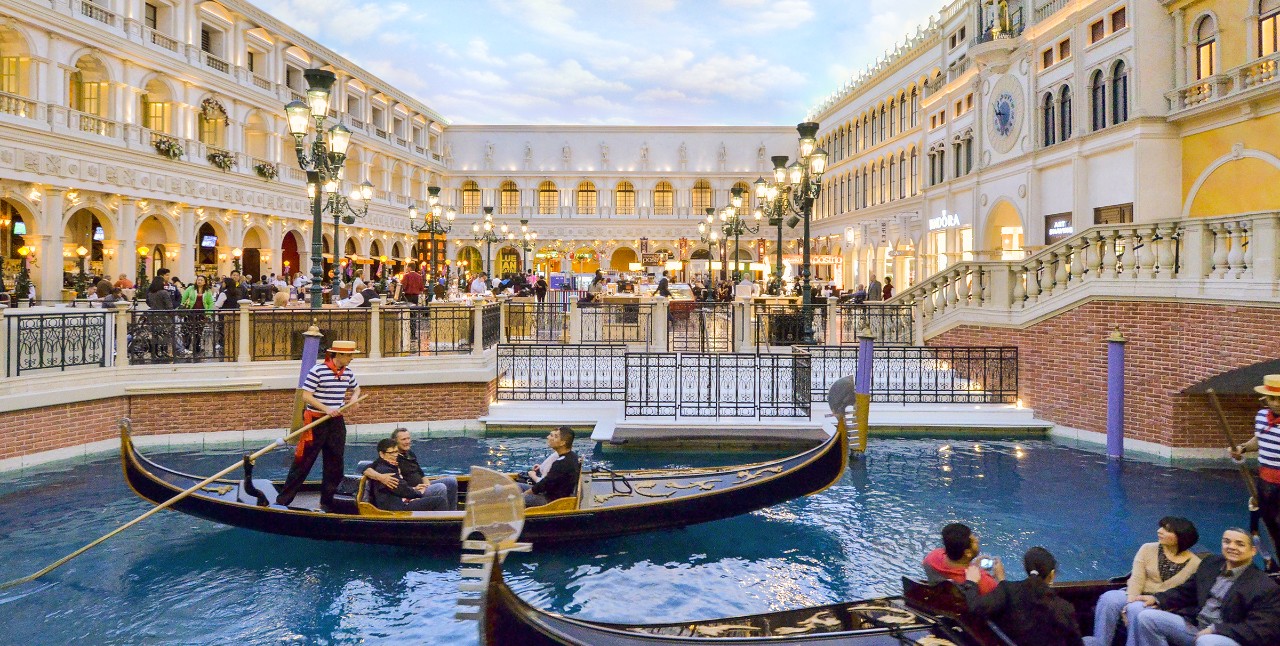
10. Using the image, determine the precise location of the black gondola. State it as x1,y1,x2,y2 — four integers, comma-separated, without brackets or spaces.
119,416,847,548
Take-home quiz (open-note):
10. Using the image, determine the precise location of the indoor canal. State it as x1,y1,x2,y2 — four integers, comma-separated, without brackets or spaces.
0,435,1248,644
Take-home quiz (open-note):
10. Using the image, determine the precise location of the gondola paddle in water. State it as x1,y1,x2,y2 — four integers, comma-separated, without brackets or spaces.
0,395,367,591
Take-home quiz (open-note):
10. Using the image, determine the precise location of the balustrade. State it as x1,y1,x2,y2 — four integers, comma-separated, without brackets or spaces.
80,0,118,26
0,91,37,119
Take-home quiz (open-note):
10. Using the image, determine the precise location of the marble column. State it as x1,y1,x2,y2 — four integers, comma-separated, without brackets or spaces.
38,188,66,301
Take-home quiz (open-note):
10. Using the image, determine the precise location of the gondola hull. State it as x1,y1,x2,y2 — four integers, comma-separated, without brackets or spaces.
120,421,846,548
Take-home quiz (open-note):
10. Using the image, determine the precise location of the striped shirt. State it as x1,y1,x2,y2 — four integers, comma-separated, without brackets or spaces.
303,361,359,412
1255,408,1280,471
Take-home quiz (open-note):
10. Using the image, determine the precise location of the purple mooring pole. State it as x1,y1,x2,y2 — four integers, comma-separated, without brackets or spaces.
1106,328,1126,460
853,328,875,453
290,324,324,432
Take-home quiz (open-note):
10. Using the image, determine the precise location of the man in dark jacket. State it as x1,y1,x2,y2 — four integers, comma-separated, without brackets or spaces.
1131,528,1280,646
367,439,457,512
520,426,580,508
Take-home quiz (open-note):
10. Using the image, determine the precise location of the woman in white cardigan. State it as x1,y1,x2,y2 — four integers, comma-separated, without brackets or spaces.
1089,516,1201,646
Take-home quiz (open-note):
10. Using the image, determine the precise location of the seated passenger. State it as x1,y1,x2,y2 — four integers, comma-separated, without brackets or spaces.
519,426,580,508
923,522,1004,595
1129,528,1280,646
367,439,457,512
364,427,427,492
963,546,1085,646
1091,516,1201,646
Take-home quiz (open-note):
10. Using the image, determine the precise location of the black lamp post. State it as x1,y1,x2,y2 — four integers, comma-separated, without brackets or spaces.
755,173,787,295
510,219,538,273
74,245,89,298
756,122,828,344
715,187,760,282
408,185,456,283
284,68,372,309
471,207,506,277
697,208,720,289
15,245,33,306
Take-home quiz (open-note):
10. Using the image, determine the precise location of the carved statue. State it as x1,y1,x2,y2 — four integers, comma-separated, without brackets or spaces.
639,142,649,162
484,142,494,163
600,141,609,165
718,143,727,163
524,142,533,162
678,141,688,163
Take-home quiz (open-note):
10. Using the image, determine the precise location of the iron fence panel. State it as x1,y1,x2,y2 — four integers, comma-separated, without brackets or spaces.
809,346,1018,404
624,352,678,416
381,306,474,356
676,353,758,417
836,304,914,344
580,303,654,349
7,311,112,376
127,309,236,364
505,302,569,344
759,351,812,418
497,344,626,401
668,302,734,352
249,309,371,360
753,304,827,347
480,303,502,349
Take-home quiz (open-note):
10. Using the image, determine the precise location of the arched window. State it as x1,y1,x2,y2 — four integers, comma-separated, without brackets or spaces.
69,58,108,117
853,170,861,209
854,120,861,153
691,179,712,213
869,165,877,204
909,149,918,195
879,160,886,203
653,181,673,215
898,152,907,199
461,180,480,214
577,181,597,214
888,98,896,137
899,91,908,132
888,156,897,200
1059,86,1072,142
869,111,877,146
1091,70,1107,131
537,180,558,215
615,181,635,216
1043,92,1056,147
910,87,919,127
1262,1,1280,57
499,180,519,214
1112,60,1128,123
862,115,869,149
1196,16,1217,80
198,98,228,148
879,105,886,141
140,79,172,133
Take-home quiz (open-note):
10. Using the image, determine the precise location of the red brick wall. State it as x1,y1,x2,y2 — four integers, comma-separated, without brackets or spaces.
0,381,494,461
928,301,1277,448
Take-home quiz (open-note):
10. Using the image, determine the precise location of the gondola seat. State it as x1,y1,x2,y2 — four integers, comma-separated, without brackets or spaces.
525,497,578,513
902,576,1004,646
353,475,466,518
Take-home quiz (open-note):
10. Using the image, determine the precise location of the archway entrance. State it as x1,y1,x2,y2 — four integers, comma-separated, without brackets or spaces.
610,247,638,272
984,200,1024,260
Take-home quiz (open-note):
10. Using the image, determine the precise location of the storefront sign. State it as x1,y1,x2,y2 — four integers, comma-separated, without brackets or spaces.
1044,214,1074,244
928,212,961,231
782,254,843,265
642,252,669,265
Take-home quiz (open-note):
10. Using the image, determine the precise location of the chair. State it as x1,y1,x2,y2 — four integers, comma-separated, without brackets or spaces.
901,577,1005,646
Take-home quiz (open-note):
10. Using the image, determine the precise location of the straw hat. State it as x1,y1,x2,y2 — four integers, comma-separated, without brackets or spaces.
327,340,362,354
1257,374,1280,397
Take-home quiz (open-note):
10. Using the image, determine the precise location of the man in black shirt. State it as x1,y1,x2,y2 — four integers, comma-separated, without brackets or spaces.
521,426,580,508
364,427,425,491
367,439,457,512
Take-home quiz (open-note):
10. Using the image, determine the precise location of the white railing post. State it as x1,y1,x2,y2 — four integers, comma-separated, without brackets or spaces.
472,303,485,356
368,299,383,359
1180,218,1214,280
499,299,509,343
1250,213,1279,283
986,264,1014,310
567,300,582,344
114,301,131,367
826,299,838,344
237,300,252,363
652,299,668,351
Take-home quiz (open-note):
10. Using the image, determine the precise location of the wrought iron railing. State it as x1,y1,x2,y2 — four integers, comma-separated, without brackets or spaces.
753,303,827,347
249,309,371,360
6,311,113,377
497,343,627,401
579,302,654,348
546,290,589,306
836,303,914,344
380,305,473,356
505,302,569,343
127,309,236,364
480,302,502,349
808,346,1018,404
624,351,811,418
668,301,734,352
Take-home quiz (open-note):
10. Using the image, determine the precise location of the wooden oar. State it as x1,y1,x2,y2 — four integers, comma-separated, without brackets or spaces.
0,394,368,591
1207,388,1275,561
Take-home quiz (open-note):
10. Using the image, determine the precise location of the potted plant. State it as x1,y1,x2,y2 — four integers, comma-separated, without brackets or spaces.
253,161,278,180
154,136,183,159
207,150,235,172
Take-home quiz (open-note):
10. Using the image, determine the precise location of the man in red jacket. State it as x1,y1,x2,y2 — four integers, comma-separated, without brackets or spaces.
400,266,424,303
922,522,1004,595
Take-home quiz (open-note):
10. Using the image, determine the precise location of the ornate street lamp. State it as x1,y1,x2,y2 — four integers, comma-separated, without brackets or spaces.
285,68,372,308
231,247,242,274
755,175,787,295
697,208,721,288
15,245,33,306
508,219,538,273
471,207,506,276
408,185,456,283
715,187,761,282
136,245,150,298
74,245,89,298
756,122,828,343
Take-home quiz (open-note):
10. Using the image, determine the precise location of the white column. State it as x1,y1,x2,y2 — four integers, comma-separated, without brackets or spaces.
39,188,66,301
177,207,196,280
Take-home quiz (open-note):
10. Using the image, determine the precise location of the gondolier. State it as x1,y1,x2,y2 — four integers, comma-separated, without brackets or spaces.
276,340,362,511
1231,374,1280,555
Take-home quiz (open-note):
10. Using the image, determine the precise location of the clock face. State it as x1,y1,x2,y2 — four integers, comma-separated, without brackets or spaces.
993,92,1016,137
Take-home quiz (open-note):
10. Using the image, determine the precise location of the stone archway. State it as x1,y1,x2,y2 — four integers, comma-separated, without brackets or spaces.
983,199,1024,260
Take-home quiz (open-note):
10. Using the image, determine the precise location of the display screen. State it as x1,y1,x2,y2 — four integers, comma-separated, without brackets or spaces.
201,235,218,248
93,226,104,241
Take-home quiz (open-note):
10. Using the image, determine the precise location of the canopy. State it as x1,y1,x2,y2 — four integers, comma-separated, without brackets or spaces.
1181,358,1280,395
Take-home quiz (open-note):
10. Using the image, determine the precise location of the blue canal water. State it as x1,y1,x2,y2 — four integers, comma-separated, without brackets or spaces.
0,435,1249,645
